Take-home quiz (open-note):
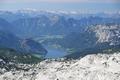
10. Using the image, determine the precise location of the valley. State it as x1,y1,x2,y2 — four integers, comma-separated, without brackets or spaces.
0,9,120,80
34,35,69,58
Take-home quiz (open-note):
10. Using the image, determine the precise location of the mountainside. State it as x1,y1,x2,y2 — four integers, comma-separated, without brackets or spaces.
11,16,120,38
0,10,120,59
0,10,120,80
0,52,120,80
91,25,120,45
0,30,47,56
57,25,120,58
0,17,47,56
0,18,13,32
0,48,43,64
0,10,120,38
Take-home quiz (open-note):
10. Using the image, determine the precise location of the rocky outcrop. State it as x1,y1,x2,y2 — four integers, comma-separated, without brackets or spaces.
0,52,120,80
91,25,120,45
60,25,120,53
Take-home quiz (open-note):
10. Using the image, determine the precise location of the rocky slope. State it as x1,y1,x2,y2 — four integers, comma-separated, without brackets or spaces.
91,25,120,45
0,52,120,80
58,25,120,53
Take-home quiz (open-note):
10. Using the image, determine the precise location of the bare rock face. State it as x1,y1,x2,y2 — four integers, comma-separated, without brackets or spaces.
0,53,120,80
91,25,120,45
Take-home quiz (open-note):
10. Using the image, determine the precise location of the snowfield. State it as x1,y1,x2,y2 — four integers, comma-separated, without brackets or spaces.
0,53,120,80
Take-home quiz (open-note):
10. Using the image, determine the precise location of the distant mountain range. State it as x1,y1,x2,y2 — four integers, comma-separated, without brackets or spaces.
11,16,120,38
0,10,120,59
0,10,120,38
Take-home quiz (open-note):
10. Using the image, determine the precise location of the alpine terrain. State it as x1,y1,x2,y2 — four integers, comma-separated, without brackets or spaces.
0,10,120,80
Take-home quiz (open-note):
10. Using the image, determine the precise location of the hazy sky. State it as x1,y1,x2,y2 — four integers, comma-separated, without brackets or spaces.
0,0,120,12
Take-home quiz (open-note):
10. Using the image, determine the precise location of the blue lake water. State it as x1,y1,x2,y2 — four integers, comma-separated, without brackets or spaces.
45,47,66,58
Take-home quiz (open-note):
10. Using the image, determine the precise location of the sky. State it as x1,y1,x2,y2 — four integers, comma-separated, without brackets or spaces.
0,0,120,12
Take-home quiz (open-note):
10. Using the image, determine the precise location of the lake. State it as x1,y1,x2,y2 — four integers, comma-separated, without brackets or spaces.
45,46,67,58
